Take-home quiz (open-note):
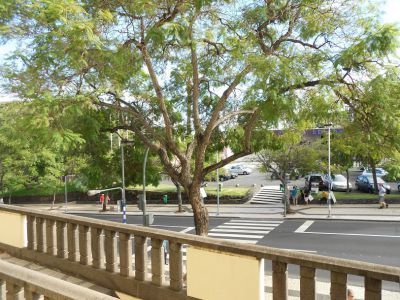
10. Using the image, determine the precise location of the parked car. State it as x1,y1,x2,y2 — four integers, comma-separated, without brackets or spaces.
304,173,326,192
228,165,252,175
362,168,388,177
398,182,400,192
355,175,391,194
324,174,352,191
219,170,237,181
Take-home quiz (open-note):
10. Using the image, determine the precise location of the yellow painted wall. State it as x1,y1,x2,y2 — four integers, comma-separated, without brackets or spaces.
187,246,264,300
0,210,27,248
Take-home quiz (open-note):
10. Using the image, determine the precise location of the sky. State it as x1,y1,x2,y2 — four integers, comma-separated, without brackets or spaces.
0,0,399,102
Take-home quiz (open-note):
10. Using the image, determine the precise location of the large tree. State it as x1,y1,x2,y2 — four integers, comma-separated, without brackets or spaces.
1,0,397,235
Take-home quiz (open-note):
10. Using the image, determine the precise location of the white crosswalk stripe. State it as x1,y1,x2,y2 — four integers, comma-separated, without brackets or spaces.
208,218,283,244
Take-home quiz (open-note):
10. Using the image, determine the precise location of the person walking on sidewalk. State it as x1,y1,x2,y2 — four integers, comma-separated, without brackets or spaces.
378,184,388,209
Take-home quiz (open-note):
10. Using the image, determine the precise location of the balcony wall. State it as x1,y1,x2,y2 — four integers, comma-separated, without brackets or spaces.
0,205,399,300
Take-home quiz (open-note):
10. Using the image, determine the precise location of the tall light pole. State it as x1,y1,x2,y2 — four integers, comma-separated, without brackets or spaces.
216,151,220,215
325,123,333,218
121,142,127,224
142,147,149,226
64,175,74,213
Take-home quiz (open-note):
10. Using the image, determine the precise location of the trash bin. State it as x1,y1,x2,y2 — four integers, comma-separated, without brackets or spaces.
162,195,168,204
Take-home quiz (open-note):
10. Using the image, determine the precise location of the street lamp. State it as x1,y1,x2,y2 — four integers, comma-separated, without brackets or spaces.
322,123,333,218
64,174,74,213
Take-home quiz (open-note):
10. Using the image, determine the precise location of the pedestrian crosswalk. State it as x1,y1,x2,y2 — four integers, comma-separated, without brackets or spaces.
208,218,283,244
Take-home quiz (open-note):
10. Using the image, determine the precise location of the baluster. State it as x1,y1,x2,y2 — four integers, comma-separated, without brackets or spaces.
365,277,382,300
169,241,183,291
24,288,42,300
56,221,67,259
119,232,132,277
300,266,315,300
151,239,164,286
105,230,117,273
46,219,56,256
6,282,24,300
330,271,347,300
27,215,36,250
36,217,46,253
134,236,147,281
91,227,104,269
0,279,5,299
67,223,79,262
272,261,288,300
79,225,91,265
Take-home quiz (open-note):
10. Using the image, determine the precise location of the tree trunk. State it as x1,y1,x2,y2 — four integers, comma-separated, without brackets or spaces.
188,185,209,236
370,159,379,194
8,193,11,204
346,169,350,193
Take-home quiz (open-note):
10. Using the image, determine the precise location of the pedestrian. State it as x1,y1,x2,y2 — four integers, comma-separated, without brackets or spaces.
100,194,106,211
347,288,354,300
378,184,388,209
162,240,169,265
320,190,329,205
290,186,299,206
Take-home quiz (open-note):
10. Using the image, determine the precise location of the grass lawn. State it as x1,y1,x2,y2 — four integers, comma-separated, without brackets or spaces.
129,184,250,197
334,191,399,200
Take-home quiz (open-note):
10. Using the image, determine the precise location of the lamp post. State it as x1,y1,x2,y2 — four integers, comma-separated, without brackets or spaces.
121,142,127,224
216,151,220,215
142,147,149,226
324,123,333,218
64,174,74,213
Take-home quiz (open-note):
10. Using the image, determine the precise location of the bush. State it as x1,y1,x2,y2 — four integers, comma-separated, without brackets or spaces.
381,163,400,182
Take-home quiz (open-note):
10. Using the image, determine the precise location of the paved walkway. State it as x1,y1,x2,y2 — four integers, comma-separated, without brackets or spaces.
16,202,400,222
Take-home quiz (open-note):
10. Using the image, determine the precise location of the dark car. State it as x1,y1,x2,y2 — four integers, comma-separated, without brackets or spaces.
355,175,391,194
304,173,326,192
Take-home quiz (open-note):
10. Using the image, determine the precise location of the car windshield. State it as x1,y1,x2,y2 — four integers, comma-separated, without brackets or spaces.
332,175,346,182
310,176,322,182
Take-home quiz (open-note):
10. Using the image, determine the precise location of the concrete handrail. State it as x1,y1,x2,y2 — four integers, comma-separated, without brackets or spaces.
0,259,118,300
1,204,399,283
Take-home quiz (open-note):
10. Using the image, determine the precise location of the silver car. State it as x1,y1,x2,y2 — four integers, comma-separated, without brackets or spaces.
325,174,352,191
228,165,252,175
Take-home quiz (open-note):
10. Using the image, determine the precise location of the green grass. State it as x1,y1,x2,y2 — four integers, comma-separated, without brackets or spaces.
333,191,399,200
129,184,250,197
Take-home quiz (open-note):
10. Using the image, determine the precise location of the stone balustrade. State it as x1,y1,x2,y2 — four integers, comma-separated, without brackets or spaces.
0,205,399,300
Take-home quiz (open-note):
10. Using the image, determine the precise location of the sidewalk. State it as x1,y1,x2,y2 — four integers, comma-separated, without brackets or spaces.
17,202,400,222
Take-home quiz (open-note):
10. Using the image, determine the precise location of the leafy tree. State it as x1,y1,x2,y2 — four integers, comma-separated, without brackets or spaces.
1,0,397,235
335,72,400,193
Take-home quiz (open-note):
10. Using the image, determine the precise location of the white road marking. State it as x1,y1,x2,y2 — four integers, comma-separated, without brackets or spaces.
229,220,283,224
208,233,263,239
210,228,271,234
302,231,400,238
295,220,314,233
218,225,276,230
180,226,195,233
227,222,280,227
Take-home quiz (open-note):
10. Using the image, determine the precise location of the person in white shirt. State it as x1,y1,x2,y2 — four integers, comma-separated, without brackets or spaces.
378,184,388,209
